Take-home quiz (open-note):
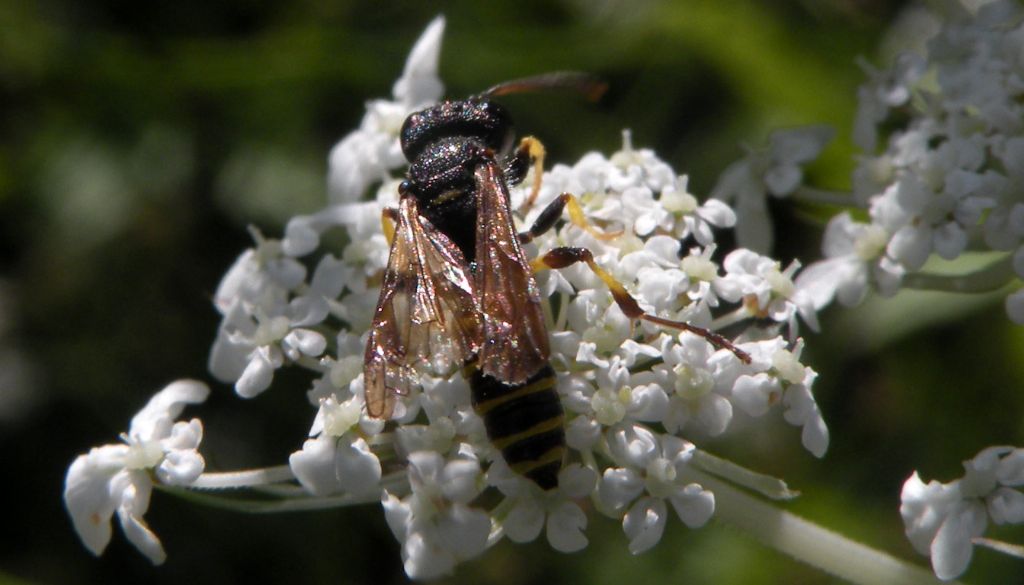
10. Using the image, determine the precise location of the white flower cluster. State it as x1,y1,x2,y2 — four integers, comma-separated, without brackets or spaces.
63,17,829,579
797,1,1024,321
63,380,209,564
901,446,1024,580
711,125,834,253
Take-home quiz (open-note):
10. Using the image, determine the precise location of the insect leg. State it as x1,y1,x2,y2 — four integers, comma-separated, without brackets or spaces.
532,246,752,363
505,136,546,212
381,206,400,246
518,193,622,245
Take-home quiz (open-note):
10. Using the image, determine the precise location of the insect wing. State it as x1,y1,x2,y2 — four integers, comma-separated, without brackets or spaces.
364,196,482,418
474,161,550,384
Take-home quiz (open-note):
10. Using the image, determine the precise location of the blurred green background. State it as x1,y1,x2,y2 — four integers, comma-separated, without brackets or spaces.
3,1,1023,583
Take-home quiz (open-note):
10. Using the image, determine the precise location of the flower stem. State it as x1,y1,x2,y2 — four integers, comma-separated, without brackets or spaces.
901,255,1015,293
710,306,752,331
159,485,381,513
683,467,956,585
192,465,296,489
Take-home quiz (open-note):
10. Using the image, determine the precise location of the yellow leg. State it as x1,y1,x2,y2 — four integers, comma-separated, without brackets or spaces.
519,193,622,246
517,136,546,212
381,207,398,246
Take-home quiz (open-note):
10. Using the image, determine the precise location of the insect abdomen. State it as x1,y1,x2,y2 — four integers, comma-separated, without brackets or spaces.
469,364,564,490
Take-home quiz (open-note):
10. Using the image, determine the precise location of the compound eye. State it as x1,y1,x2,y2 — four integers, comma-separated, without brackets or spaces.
398,179,412,194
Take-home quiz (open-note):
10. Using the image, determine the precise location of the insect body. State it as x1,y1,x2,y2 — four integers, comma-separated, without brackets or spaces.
364,73,750,491
363,74,584,490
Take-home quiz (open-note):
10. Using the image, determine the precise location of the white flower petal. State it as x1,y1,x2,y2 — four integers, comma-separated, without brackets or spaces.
731,374,773,417
336,437,383,496
670,483,716,528
764,164,802,196
64,450,125,556
436,503,490,560
597,467,644,515
130,380,209,439
117,499,166,564
504,498,544,543
697,198,736,228
623,497,667,554
546,501,588,553
565,416,601,451
607,423,659,468
283,328,327,359
1006,289,1024,325
392,16,445,106
696,393,733,436
112,471,165,565
155,448,205,486
440,459,482,504
382,491,412,541
281,216,320,257
402,531,455,580
235,347,278,398
996,449,1024,486
900,472,958,556
290,436,343,496
930,501,986,581
988,487,1024,525
558,464,598,499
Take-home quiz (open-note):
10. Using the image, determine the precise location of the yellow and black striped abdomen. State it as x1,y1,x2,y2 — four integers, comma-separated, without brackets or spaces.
469,364,565,490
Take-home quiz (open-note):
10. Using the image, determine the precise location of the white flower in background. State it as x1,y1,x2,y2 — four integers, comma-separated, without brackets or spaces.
64,380,209,564
327,16,446,203
853,52,926,151
808,1,1024,322
901,446,1024,580
711,126,833,252
795,212,903,309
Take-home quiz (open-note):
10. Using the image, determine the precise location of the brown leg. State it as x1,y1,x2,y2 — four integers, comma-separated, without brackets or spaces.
533,246,751,363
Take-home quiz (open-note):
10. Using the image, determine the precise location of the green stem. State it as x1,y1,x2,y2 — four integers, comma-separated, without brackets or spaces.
682,467,958,585
158,485,382,513
691,450,798,500
160,469,411,514
902,255,1015,293
791,186,859,208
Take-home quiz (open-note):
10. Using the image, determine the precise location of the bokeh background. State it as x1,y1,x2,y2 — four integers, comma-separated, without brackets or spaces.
3,1,1023,583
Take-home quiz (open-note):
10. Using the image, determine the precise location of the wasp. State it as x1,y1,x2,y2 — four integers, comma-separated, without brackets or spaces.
364,73,750,490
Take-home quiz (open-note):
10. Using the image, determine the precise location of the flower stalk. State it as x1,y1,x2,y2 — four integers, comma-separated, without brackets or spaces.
689,468,955,585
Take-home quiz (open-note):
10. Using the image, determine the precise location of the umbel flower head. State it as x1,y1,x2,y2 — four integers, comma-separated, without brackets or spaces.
64,16,828,579
793,0,1024,323
63,380,209,565
901,446,1024,581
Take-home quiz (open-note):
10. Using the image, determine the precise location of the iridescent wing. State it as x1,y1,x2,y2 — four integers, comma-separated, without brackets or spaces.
474,160,551,384
363,195,482,419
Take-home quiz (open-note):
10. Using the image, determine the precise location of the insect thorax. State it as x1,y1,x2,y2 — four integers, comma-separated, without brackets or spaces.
400,99,514,160
400,99,519,264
